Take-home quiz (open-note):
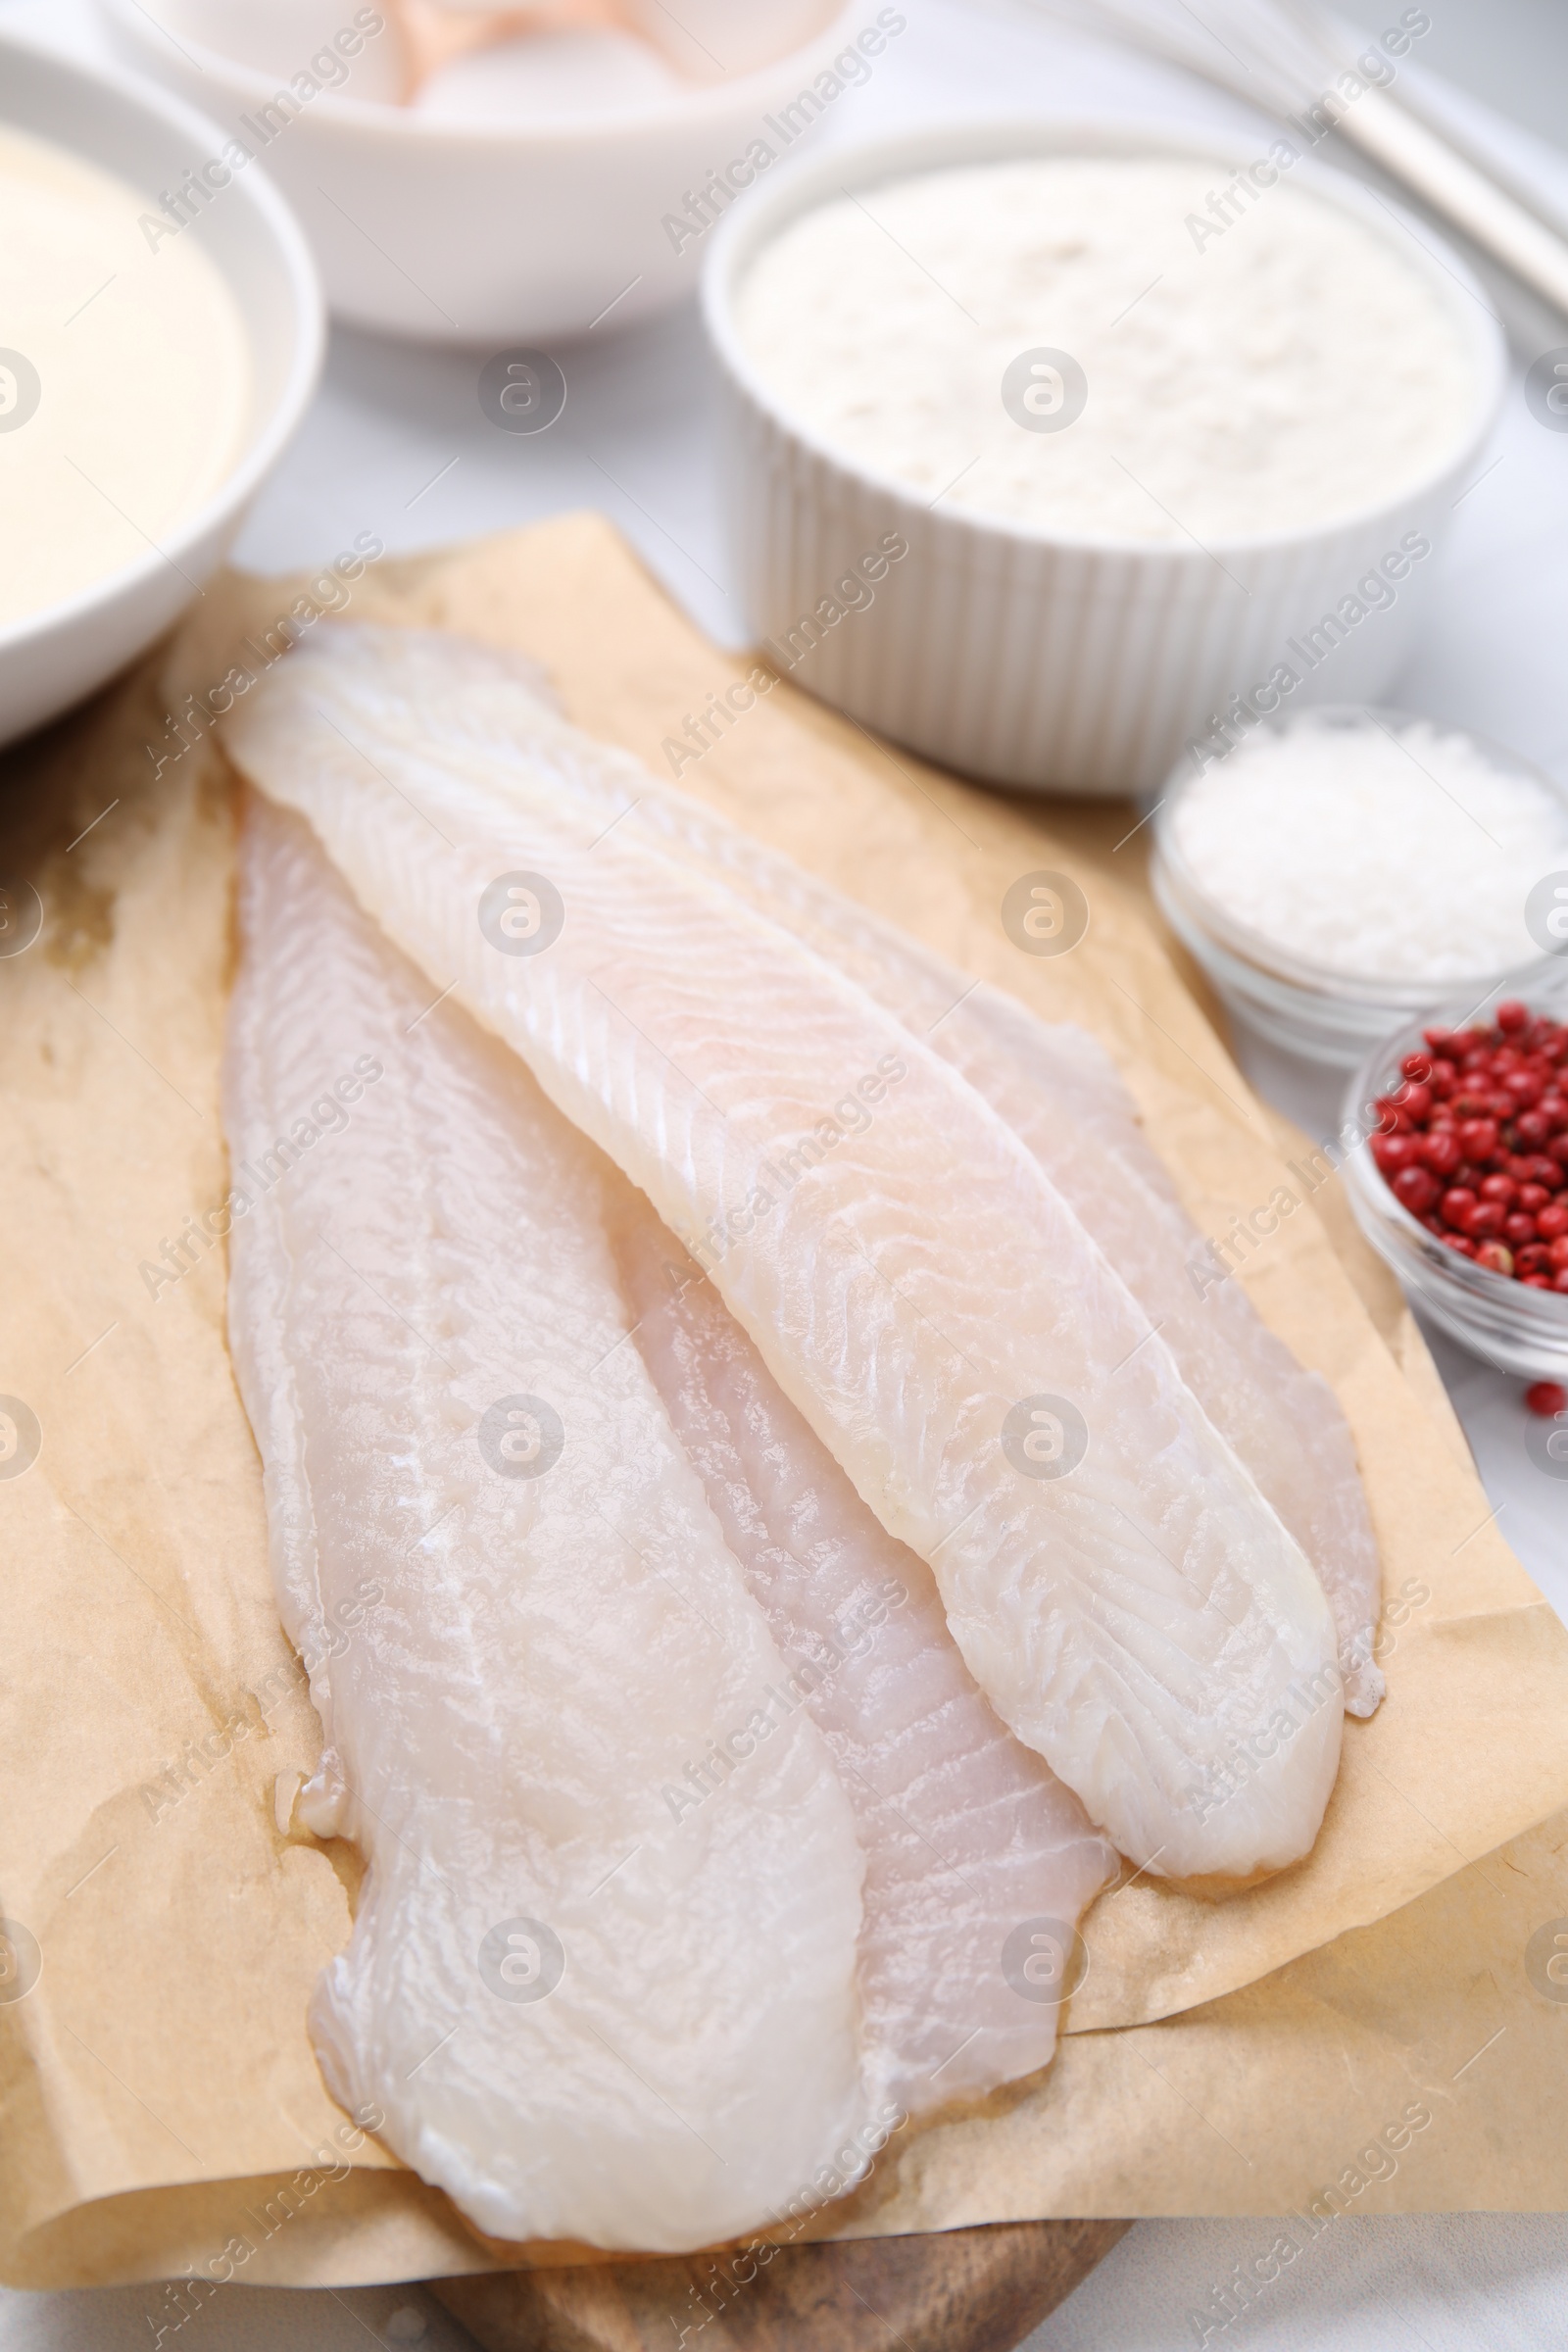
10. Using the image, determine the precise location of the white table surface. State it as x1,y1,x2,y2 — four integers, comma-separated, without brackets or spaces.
3,0,1567,2342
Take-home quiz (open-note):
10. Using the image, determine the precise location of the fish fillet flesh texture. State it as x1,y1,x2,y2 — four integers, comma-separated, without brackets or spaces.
277,630,1383,1713
225,625,1345,1879
224,796,876,2251
612,1198,1116,2112
575,797,1384,1715
915,986,1384,1714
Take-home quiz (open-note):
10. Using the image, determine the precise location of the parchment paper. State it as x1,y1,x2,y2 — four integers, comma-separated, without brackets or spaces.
3,514,1567,2288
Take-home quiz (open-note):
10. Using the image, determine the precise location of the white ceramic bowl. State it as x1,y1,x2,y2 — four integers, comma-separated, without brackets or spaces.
101,0,869,343
0,33,322,751
702,118,1508,797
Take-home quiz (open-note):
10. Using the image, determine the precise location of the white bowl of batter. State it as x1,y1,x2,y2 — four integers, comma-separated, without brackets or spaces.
0,32,322,750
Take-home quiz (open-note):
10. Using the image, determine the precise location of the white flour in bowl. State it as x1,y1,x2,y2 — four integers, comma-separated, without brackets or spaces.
1170,717,1568,980
735,155,1478,544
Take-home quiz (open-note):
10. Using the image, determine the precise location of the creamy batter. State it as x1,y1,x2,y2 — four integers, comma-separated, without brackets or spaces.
737,156,1478,543
0,124,251,629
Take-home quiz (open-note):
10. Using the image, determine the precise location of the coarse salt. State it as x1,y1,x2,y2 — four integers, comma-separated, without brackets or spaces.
1170,718,1568,980
737,156,1476,543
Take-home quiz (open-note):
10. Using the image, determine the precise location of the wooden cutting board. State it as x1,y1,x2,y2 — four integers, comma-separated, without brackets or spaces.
430,2219,1130,2351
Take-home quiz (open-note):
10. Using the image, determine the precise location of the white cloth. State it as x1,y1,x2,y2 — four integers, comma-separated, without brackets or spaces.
1031,2214,1568,2349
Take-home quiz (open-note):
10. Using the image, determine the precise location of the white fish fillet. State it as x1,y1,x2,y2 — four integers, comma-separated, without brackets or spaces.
225,626,1345,1879
612,1198,1116,2111
223,797,872,2252
572,807,1384,1715
284,631,1383,1712
917,988,1385,1714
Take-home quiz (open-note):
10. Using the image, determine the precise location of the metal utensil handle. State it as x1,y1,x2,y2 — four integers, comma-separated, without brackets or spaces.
1337,85,1568,320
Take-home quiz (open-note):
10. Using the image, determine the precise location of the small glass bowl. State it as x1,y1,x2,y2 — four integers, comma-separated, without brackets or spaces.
1343,990,1568,1379
1150,707,1568,1069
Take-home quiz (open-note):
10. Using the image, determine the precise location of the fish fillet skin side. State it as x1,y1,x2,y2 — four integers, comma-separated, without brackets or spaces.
225,629,1344,1878
612,1198,1117,2111
223,796,871,2252
294,635,1383,1712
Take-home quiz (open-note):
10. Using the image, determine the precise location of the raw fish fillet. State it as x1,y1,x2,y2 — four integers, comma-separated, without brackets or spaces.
284,632,1383,1711
223,797,871,2251
612,1198,1117,2112
567,795,1384,1714
919,988,1385,1714
225,626,1345,1879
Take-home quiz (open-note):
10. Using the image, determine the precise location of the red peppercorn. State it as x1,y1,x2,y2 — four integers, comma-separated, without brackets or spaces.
1371,1132,1421,1173
1421,1130,1463,1178
1527,1381,1568,1415
1393,1166,1441,1215
1373,1009,1568,1290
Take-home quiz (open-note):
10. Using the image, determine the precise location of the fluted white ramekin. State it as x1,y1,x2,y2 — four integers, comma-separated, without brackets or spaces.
701,119,1507,797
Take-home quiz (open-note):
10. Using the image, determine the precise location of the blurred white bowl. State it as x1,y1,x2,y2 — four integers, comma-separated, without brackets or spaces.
702,118,1508,797
0,32,322,751
100,0,869,343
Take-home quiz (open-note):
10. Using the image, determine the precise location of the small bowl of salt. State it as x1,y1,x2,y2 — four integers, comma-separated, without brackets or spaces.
1150,707,1568,1069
